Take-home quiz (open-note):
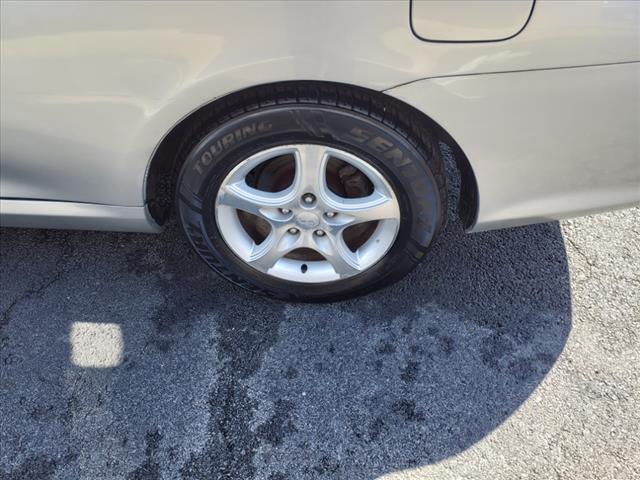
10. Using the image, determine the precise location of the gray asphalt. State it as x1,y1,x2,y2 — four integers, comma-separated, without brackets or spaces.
1,191,638,477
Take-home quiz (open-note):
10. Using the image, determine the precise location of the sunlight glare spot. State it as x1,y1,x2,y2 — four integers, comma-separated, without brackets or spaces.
70,322,124,368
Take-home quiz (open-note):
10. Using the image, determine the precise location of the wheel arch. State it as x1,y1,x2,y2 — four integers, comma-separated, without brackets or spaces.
145,81,478,230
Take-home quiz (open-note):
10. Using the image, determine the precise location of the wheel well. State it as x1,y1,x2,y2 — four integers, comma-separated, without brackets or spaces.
145,81,478,229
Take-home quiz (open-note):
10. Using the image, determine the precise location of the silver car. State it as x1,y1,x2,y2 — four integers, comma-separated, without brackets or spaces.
1,1,639,300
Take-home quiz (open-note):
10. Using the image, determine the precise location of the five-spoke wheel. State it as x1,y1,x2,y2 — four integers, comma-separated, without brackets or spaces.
215,145,400,282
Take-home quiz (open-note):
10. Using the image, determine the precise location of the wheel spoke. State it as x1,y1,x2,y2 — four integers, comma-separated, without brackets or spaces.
332,191,399,226
218,181,290,218
312,233,361,276
248,228,300,271
293,145,330,197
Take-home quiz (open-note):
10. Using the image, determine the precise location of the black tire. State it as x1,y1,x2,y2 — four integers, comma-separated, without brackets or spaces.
176,83,446,301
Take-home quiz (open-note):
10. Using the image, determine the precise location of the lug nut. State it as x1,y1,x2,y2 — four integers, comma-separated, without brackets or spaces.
303,193,315,204
315,230,325,237
280,208,290,214
325,212,336,218
288,227,299,234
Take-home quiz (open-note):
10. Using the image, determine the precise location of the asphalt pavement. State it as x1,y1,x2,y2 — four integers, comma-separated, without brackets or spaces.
1,190,638,478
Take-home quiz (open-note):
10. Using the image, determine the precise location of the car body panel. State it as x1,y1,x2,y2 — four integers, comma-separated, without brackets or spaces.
0,0,639,231
387,63,640,231
0,199,160,232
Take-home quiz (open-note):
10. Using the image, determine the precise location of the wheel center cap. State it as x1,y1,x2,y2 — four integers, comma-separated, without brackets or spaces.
296,211,320,229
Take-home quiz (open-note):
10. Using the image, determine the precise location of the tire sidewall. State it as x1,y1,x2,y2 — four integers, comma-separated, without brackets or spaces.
177,105,441,300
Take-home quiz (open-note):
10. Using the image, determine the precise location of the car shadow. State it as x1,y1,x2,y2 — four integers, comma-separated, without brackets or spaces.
0,188,571,478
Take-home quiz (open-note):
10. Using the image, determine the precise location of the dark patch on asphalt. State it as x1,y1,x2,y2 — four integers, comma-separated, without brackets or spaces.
312,455,340,476
256,399,297,447
283,366,298,379
392,399,425,423
127,431,162,480
2,450,79,480
2,456,57,480
268,473,287,480
376,341,396,355
400,360,420,382
437,335,454,355
480,333,514,369
179,292,285,480
368,417,385,442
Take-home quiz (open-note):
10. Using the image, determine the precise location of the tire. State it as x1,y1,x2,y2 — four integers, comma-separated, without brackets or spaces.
176,83,446,301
